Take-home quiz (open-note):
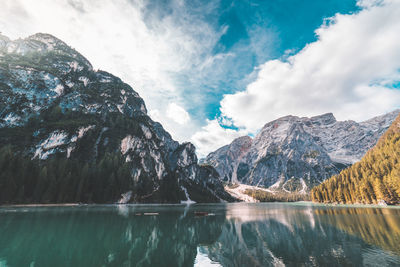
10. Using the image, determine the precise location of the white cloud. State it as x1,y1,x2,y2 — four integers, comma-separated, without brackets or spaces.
0,0,224,142
3,0,400,158
357,0,383,8
191,120,247,158
220,0,400,132
166,103,190,125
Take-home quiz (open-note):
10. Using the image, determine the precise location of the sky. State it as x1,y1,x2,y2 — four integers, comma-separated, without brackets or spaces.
1,0,400,157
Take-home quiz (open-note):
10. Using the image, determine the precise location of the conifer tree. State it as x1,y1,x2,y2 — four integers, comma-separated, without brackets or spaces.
311,114,400,204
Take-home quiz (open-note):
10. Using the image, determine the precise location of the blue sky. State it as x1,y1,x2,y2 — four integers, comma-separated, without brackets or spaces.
1,0,400,157
145,0,360,122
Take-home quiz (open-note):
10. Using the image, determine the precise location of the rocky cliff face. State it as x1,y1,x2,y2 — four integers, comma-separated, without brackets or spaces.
203,136,252,183
0,33,233,204
204,111,399,192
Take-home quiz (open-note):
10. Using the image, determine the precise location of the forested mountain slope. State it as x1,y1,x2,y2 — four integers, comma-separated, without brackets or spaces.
311,114,400,204
0,33,234,204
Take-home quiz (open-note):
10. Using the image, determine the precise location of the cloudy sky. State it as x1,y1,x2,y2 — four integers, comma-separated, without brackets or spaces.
1,0,400,157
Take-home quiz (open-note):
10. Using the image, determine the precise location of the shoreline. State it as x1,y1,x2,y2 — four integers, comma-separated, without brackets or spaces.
0,203,81,208
304,201,400,208
1,201,399,208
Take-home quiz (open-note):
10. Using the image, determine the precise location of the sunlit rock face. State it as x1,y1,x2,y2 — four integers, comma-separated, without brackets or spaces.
204,111,399,192
0,33,233,203
204,136,252,183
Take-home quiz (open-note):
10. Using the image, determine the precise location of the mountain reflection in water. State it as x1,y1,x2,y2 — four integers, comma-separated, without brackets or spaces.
0,203,399,267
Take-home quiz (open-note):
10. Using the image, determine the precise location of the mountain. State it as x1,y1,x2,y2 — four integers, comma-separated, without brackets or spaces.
204,111,399,192
311,113,400,204
0,33,234,204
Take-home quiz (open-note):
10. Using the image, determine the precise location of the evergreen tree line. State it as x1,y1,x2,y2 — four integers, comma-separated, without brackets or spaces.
0,145,144,204
244,189,310,202
0,107,187,204
311,115,400,204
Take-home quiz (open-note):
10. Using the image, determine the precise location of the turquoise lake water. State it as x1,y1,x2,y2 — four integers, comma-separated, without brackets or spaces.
1,202,400,267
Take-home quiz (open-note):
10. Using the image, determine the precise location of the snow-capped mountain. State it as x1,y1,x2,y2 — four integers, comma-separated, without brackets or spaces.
0,33,234,204
203,111,399,192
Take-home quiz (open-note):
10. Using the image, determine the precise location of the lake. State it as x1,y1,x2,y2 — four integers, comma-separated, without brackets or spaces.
0,202,400,267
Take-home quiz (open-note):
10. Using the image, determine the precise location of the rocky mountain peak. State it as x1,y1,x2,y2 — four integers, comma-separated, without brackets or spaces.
309,112,336,126
230,136,252,150
203,135,252,183
204,110,399,192
0,32,149,128
360,109,400,130
0,33,234,204
261,115,297,128
0,33,93,71
0,33,10,48
28,32,63,43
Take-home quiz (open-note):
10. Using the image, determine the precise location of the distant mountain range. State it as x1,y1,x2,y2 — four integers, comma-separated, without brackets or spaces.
312,113,400,204
0,33,234,204
203,111,399,193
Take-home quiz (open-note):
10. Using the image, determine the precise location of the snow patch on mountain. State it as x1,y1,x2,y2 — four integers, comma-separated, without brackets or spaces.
180,186,196,205
121,135,139,155
140,124,152,139
69,61,83,72
118,191,132,204
299,178,308,195
66,146,74,158
2,113,21,127
33,131,68,160
78,76,89,86
225,184,274,203
78,125,95,138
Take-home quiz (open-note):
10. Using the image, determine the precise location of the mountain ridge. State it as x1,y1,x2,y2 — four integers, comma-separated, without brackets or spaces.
0,33,234,204
204,110,399,192
311,113,400,204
